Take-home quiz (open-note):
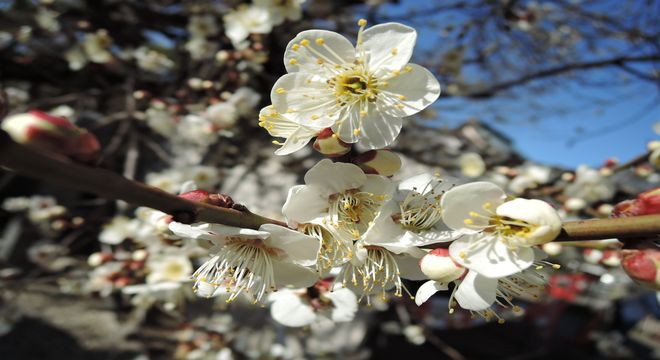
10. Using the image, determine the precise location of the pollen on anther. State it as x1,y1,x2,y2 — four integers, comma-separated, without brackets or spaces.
291,44,300,51
275,87,286,94
359,110,367,118
464,219,474,225
358,19,367,27
391,48,398,55
353,129,361,136
289,58,298,65
300,39,310,46
315,38,325,45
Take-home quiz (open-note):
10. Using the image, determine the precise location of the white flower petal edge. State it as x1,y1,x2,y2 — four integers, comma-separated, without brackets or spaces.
284,29,356,74
269,290,317,327
326,288,358,322
455,271,498,311
415,280,449,306
360,23,416,72
441,181,507,231
495,198,562,246
449,234,535,278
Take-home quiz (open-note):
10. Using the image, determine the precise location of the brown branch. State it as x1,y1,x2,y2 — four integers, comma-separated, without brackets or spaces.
0,132,285,230
1,132,659,241
555,214,660,241
460,54,660,99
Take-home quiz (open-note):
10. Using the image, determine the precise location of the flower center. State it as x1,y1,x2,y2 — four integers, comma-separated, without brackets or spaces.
463,202,537,249
336,247,412,305
192,239,278,303
299,223,353,271
328,189,383,239
330,68,378,104
395,188,444,232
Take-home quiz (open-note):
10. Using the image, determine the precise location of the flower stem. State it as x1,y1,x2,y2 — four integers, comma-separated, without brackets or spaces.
0,132,285,229
555,214,660,241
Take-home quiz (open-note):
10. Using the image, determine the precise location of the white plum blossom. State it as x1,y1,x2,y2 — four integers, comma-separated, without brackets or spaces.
385,173,461,245
415,249,548,322
335,217,427,302
145,254,193,285
259,105,332,155
34,7,60,33
169,222,320,303
185,37,218,60
459,152,486,178
187,15,219,38
268,281,358,327
254,0,305,25
227,87,261,116
269,20,440,151
564,165,615,204
134,47,175,73
83,29,113,63
283,159,394,267
441,182,562,278
508,163,553,195
205,102,239,130
223,5,275,49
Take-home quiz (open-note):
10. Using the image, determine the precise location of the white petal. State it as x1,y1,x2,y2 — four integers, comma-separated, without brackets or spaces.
449,235,535,278
361,174,395,198
179,181,198,194
441,182,507,231
284,30,356,74
396,253,427,280
455,271,498,311
326,288,358,322
381,64,440,117
269,290,316,327
272,261,319,288
361,201,406,250
270,73,338,124
168,222,224,244
261,224,320,267
304,159,367,195
495,198,562,245
282,185,329,224
415,280,448,306
360,23,416,72
357,109,403,150
331,107,361,144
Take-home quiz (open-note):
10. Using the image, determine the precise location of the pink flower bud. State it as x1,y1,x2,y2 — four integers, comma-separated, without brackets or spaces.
179,190,235,208
1,110,100,163
419,248,466,283
353,149,402,177
621,249,660,290
612,187,660,217
313,128,351,157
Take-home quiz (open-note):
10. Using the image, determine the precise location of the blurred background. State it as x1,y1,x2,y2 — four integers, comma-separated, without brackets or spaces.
0,0,659,359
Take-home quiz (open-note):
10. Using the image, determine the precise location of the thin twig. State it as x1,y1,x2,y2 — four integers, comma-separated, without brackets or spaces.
0,132,285,229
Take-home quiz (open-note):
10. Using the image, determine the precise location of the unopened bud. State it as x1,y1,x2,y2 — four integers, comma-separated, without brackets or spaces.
179,190,235,208
87,252,112,267
353,149,401,176
583,248,603,264
132,249,149,262
612,187,660,217
621,249,660,290
542,242,563,256
601,250,621,267
419,248,466,283
313,128,351,157
1,110,100,163
650,149,660,170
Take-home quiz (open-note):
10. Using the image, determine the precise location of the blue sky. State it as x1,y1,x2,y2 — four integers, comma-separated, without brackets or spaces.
369,1,660,169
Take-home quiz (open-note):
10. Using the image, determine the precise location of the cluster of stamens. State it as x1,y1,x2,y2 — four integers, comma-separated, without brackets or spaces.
395,182,447,232
336,247,413,306
299,223,353,271
192,237,279,304
327,188,385,240
461,202,537,253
